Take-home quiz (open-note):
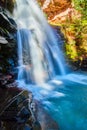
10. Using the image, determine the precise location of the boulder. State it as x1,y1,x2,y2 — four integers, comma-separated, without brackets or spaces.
0,73,41,130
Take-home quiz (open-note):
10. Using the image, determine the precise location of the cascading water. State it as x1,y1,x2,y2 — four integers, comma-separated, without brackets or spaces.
13,1,87,130
14,0,66,84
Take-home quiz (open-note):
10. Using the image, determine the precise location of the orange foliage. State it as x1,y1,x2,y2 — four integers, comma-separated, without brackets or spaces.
37,0,71,20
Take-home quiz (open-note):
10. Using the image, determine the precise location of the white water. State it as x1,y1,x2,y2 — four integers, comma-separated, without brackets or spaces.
14,0,67,84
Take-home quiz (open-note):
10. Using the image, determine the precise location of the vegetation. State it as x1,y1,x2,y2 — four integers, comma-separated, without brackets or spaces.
72,0,87,17
63,0,87,62
37,0,87,69
49,0,87,65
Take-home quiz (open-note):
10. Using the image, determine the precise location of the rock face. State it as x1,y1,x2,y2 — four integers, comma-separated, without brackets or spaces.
0,9,16,32
0,7,17,73
0,73,41,130
0,73,59,130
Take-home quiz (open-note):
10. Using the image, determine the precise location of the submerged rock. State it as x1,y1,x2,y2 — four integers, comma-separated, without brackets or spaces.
35,101,59,130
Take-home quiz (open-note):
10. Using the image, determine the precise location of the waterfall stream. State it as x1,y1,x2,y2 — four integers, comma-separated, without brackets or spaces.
14,0,66,84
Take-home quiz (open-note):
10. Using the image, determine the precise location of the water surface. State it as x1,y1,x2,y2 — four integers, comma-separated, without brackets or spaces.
18,72,87,130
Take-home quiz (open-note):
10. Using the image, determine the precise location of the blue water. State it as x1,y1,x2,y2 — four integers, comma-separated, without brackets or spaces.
42,73,87,130
18,72,87,130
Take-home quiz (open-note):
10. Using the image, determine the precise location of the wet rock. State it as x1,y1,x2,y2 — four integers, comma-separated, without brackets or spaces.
0,7,17,44
0,6,17,73
0,73,42,130
0,8,17,33
0,73,15,88
0,36,8,44
81,58,87,71
71,57,87,71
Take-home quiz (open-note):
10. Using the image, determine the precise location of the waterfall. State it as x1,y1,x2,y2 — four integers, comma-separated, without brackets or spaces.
14,0,66,84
